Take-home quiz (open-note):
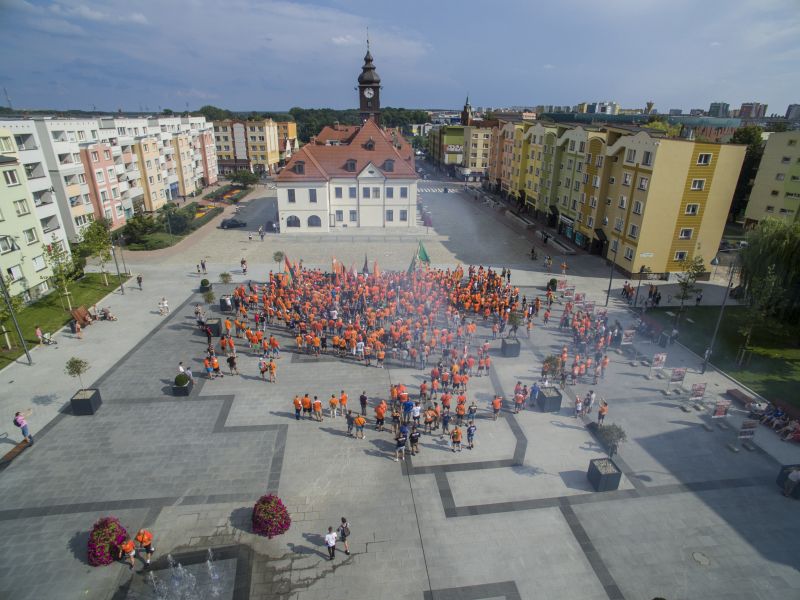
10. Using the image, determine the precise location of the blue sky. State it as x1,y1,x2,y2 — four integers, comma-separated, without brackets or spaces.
0,0,798,114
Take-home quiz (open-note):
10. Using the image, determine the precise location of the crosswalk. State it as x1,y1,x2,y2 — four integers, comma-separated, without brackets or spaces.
418,187,446,193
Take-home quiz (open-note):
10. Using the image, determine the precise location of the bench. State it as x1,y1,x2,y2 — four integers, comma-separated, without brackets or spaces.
728,388,800,421
726,388,753,407
0,440,30,469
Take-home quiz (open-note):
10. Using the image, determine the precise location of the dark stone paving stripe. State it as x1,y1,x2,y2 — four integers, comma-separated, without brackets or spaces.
559,500,626,600
423,580,522,600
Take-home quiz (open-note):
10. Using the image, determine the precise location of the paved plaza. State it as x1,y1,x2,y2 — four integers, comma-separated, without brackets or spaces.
1,187,799,600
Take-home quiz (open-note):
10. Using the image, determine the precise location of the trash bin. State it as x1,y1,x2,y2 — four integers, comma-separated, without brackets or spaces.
69,319,77,334
443,187,448,193
659,332,669,348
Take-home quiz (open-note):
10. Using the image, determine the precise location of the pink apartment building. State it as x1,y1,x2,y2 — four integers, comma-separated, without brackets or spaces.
80,143,127,230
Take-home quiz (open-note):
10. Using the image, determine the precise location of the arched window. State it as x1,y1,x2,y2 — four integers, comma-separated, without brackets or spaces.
286,215,300,227
307,215,322,228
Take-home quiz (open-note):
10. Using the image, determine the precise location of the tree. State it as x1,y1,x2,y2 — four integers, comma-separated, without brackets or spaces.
65,356,90,390
273,251,285,273
122,213,157,244
219,272,232,284
507,311,521,338
43,235,76,311
0,274,25,350
737,264,786,364
229,170,259,187
597,423,627,457
197,105,233,122
78,219,113,286
674,256,705,324
645,117,682,137
730,125,764,219
202,290,216,305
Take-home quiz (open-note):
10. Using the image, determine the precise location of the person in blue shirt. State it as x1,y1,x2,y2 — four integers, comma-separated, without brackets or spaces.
467,423,477,449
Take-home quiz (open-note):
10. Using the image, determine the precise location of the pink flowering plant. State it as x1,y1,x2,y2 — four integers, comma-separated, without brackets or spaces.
252,494,291,538
87,516,128,566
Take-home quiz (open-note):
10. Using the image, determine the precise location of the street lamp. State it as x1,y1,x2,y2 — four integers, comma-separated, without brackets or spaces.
702,258,738,374
604,219,619,307
633,265,652,312
0,275,32,365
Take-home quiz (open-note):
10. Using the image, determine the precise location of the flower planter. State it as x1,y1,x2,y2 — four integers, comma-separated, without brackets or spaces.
206,318,221,337
71,388,102,415
252,494,291,539
172,378,193,397
776,464,800,499
587,457,621,492
501,338,521,357
537,386,562,413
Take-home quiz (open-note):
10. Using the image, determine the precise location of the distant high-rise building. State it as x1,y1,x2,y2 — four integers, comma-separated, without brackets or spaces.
669,109,683,116
739,102,767,119
587,101,619,115
708,102,730,118
784,104,800,121
689,109,705,116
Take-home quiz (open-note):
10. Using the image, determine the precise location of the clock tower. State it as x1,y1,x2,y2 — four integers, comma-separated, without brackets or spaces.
358,45,381,125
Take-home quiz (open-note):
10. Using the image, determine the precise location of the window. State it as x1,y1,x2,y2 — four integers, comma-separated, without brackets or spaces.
674,251,687,261
345,159,356,172
622,173,632,186
766,205,775,213
679,228,693,239
587,216,594,227
690,179,705,191
307,215,321,227
624,247,634,261
334,187,342,199
579,141,585,153
349,210,357,222
349,187,357,199
619,196,627,209
335,210,343,222
91,151,99,162
100,190,109,202
606,197,612,206
309,189,317,203
642,151,653,166
286,215,300,227
625,149,636,163
592,175,600,188
596,156,604,168
633,200,643,214
697,153,712,165
771,190,779,196
384,159,394,172
148,176,154,185
386,187,394,199
775,173,785,181
611,239,619,253
32,254,46,271
107,167,115,181
0,237,13,253
609,176,615,184
781,156,791,164
400,209,408,222
294,161,304,175
569,140,575,151
372,187,381,198
386,210,394,222
14,199,29,216
7,264,23,281
78,173,86,184
590,197,597,208
628,224,639,239
685,203,699,215
0,137,13,152
3,169,19,186
103,150,110,160
400,187,408,198
363,187,370,199
112,187,119,198
614,217,624,232
638,177,649,190
287,189,296,203
77,131,85,141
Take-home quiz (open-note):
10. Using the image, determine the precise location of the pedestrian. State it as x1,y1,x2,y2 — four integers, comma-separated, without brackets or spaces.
585,390,596,414
598,400,608,425
227,354,239,375
185,365,194,383
451,425,463,452
359,391,368,416
329,394,339,419
394,429,408,461
75,321,82,339
313,396,323,422
134,528,155,569
201,259,207,274
467,422,476,449
354,414,366,438
441,410,451,436
302,394,312,419
345,410,355,436
575,396,583,418
337,518,351,555
136,274,143,290
259,356,268,381
13,409,34,445
375,402,386,431
324,526,337,560
293,395,302,420
409,426,421,455
268,359,277,383
117,537,136,570
491,395,502,420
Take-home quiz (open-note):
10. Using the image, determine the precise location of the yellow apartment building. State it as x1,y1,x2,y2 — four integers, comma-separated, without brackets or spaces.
135,136,167,211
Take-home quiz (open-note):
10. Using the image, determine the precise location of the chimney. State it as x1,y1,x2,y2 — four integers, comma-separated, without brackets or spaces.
333,120,339,131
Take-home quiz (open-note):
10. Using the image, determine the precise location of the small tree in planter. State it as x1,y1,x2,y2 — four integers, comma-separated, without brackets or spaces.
597,422,627,457
203,290,216,305
252,494,291,539
541,354,562,379
65,356,90,391
506,311,521,339
66,356,102,415
200,278,211,291
219,271,232,284
87,516,128,566
273,251,285,273
173,372,192,396
547,278,558,292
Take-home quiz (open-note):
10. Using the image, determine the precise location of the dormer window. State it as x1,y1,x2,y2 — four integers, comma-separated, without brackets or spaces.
345,159,356,172
384,159,394,172
294,160,304,174
365,138,375,151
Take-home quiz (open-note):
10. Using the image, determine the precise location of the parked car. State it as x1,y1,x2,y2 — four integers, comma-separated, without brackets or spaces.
220,218,247,229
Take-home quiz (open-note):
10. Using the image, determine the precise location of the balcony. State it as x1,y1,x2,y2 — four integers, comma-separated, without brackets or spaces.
33,190,55,207
40,216,61,234
127,167,141,179
117,180,129,192
115,163,126,175
163,144,175,154
128,185,143,198
111,145,122,156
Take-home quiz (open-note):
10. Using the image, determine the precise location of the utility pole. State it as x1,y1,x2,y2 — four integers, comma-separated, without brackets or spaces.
702,260,737,373
0,275,32,365
115,236,128,275
604,236,619,307
111,245,125,295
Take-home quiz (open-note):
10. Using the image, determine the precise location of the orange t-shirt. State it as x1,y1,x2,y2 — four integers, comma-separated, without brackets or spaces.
492,397,502,410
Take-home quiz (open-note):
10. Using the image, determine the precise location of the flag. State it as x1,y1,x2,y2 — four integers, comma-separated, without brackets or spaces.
417,241,431,264
284,254,296,283
362,253,369,275
407,254,417,276
332,257,338,274
349,262,356,277
373,260,380,277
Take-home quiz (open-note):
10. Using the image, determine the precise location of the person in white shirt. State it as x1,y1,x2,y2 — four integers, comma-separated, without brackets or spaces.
324,527,337,560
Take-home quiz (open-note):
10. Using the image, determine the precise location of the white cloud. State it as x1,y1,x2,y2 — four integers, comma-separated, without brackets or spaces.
49,2,148,25
331,35,359,46
543,64,555,70
709,41,721,47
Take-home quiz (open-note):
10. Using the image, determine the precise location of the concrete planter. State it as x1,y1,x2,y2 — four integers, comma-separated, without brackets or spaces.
537,386,562,413
206,318,221,337
587,457,621,492
172,378,193,397
501,338,521,358
71,388,102,415
777,464,800,499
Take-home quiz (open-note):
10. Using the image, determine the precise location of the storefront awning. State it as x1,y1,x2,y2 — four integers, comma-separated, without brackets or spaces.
559,215,574,226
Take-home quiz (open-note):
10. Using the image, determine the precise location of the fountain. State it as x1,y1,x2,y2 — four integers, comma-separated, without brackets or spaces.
125,548,236,599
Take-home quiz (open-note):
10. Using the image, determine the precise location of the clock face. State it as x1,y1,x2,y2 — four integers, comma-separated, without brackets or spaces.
363,88,374,99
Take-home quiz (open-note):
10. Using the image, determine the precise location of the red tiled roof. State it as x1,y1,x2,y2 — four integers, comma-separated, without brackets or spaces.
277,119,416,182
313,125,360,144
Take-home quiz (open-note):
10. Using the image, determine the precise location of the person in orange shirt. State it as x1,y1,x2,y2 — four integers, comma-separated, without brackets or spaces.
377,348,385,368
220,336,229,356
135,529,155,569
353,414,367,439
212,356,223,378
293,395,302,420
203,357,213,379
312,396,323,421
117,537,136,570
302,394,312,419
491,395,502,420
329,394,339,419
375,402,386,431
455,402,466,425
450,426,462,452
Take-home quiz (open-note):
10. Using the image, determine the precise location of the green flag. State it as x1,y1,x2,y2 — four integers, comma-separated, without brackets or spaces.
407,254,417,276
417,241,431,264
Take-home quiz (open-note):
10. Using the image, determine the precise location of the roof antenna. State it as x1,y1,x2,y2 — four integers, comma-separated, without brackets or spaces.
366,26,370,51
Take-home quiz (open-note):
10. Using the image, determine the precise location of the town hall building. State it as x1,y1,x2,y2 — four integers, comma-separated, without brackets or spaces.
275,49,418,231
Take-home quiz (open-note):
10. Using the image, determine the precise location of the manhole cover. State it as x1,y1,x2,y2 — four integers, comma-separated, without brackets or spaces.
692,551,710,566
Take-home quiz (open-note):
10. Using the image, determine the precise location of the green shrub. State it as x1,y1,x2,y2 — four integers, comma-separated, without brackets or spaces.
548,278,558,291
200,279,210,288
174,373,190,387
219,272,232,284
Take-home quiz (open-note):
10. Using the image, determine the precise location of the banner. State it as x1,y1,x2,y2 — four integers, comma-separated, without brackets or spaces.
690,383,707,400
621,329,636,345
652,353,667,370
557,279,567,291
574,292,586,304
738,419,758,440
712,399,731,418
670,367,687,383
563,287,575,299
585,301,596,314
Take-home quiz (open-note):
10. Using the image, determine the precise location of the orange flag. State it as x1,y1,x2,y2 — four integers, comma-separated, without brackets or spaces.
373,260,380,277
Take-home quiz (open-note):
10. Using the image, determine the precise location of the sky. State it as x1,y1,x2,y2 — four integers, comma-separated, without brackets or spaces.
0,0,798,115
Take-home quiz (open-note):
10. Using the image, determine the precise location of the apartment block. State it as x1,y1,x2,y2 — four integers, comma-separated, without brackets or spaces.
744,131,800,227
213,119,280,174
462,124,494,176
0,129,54,300
427,125,465,173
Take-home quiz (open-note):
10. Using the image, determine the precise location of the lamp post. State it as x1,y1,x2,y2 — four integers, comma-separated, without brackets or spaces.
604,233,619,307
633,265,651,313
0,275,32,365
111,244,125,295
702,259,737,374
115,235,128,275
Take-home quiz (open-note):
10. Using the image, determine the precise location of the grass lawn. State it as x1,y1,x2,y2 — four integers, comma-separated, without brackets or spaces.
0,273,129,368
647,306,800,409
